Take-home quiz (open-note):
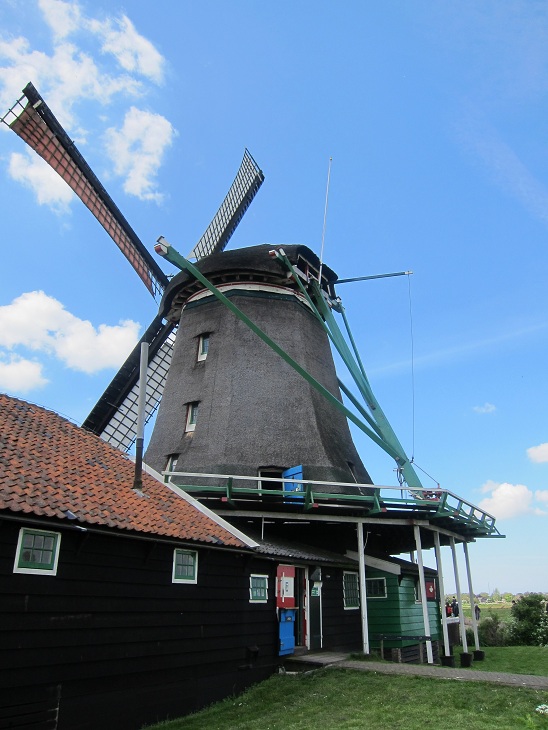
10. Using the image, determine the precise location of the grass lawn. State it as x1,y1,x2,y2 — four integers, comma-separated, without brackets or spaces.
144,668,548,730
463,602,514,622
454,646,548,676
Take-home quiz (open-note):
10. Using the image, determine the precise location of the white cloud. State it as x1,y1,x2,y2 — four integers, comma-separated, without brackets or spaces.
38,0,83,41
527,442,548,463
0,291,140,375
0,36,141,132
535,490,548,503
478,479,546,519
473,402,496,414
0,354,48,393
0,2,172,211
8,151,75,212
88,14,164,84
104,107,175,202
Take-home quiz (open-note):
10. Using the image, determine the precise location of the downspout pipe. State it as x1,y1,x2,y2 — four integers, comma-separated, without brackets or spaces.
133,342,149,491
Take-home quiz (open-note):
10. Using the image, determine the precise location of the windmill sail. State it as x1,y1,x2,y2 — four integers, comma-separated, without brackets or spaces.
1,82,168,299
82,316,176,451
189,149,264,259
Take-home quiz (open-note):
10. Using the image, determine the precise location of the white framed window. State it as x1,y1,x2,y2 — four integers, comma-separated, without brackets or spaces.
249,574,269,603
197,334,210,362
14,528,61,576
172,549,198,584
185,402,199,432
366,577,387,599
343,571,360,609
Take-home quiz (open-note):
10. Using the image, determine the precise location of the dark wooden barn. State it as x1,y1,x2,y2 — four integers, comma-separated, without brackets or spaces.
0,394,276,729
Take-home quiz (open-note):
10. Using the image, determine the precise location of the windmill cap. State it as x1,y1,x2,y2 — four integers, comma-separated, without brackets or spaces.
158,244,338,322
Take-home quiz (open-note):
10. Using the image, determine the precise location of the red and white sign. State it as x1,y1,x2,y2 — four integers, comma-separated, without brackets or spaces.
276,565,296,608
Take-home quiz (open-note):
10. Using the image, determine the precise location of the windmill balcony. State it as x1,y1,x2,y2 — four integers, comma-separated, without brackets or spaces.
160,470,502,542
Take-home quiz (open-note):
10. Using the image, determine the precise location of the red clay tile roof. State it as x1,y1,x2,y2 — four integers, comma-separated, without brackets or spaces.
0,394,247,548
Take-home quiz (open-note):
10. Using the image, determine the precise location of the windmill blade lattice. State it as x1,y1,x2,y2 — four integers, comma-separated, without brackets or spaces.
189,149,264,260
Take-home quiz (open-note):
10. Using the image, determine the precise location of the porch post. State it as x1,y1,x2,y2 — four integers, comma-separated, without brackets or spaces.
433,530,451,658
357,521,370,655
463,541,480,651
413,524,433,664
450,537,468,652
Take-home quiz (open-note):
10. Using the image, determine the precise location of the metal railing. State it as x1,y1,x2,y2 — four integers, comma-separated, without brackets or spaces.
162,470,501,537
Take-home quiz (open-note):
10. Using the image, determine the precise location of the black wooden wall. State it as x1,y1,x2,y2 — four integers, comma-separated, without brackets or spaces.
321,567,363,652
0,520,278,730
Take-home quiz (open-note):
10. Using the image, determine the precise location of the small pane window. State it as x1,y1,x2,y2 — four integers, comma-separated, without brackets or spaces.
172,549,198,583
343,571,360,609
14,528,61,575
185,402,199,432
197,334,210,361
250,574,268,603
366,577,387,598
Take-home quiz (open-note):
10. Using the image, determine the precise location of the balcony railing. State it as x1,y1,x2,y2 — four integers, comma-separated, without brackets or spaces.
161,470,503,538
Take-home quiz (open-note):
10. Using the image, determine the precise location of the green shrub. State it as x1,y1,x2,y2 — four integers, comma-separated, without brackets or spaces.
477,611,510,646
534,613,548,646
509,594,547,646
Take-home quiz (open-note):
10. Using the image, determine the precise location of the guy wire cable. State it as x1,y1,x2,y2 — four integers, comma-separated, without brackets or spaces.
407,271,416,462
318,156,332,284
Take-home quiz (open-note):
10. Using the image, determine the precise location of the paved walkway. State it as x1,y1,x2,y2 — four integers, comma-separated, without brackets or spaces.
287,652,548,690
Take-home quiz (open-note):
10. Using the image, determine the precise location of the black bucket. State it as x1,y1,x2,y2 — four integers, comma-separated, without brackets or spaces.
460,652,473,668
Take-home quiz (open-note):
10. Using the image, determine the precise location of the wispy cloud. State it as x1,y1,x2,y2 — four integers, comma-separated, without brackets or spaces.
369,320,548,378
0,290,141,377
455,104,548,227
473,402,496,414
527,442,548,464
0,0,173,208
104,107,175,202
479,479,547,519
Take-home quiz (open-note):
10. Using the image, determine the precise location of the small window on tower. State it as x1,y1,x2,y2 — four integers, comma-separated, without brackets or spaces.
197,334,210,361
185,402,199,432
164,454,179,480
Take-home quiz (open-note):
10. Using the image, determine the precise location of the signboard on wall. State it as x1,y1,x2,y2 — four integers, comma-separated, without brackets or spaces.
276,565,296,608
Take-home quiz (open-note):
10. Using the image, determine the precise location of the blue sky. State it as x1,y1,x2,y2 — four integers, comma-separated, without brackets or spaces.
1,0,547,594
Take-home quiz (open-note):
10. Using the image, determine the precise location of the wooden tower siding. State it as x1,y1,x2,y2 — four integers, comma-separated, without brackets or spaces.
145,244,371,487
0,521,278,730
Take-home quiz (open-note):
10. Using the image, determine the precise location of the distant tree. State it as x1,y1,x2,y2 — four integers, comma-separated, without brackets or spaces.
503,592,513,603
491,587,501,602
510,593,546,645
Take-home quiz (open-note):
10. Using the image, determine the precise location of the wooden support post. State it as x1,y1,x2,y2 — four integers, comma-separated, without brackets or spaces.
433,530,451,657
357,521,370,655
463,541,480,651
450,537,468,653
413,525,433,664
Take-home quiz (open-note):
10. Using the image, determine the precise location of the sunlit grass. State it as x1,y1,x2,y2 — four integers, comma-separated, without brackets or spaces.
144,668,548,730
454,646,548,676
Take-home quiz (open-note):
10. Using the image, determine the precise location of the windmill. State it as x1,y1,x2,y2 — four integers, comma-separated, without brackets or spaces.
2,82,426,494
